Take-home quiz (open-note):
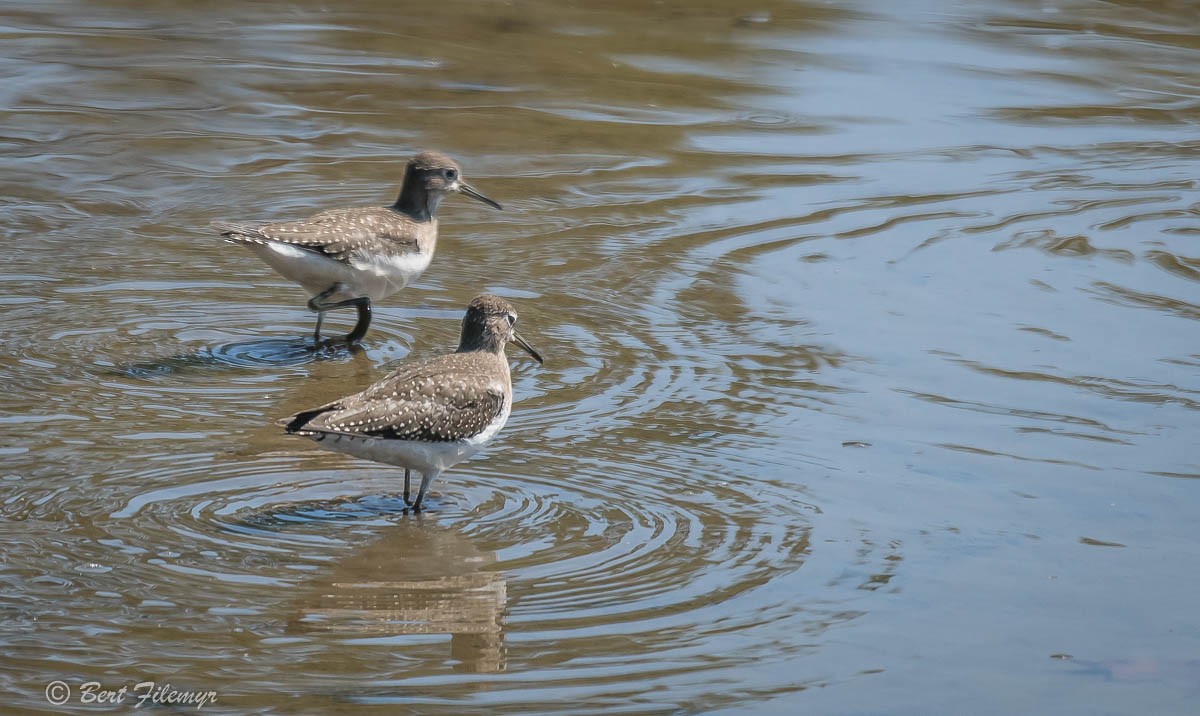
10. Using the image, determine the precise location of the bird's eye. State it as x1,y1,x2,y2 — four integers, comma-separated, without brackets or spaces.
506,314,516,326
445,168,458,181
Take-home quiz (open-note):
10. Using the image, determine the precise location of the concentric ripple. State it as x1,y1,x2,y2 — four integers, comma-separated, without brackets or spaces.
4,0,1200,713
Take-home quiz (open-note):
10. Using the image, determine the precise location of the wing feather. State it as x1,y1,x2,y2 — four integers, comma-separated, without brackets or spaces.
283,354,505,443
213,207,419,265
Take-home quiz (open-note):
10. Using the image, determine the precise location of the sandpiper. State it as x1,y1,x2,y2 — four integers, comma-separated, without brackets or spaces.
282,294,543,511
213,151,501,345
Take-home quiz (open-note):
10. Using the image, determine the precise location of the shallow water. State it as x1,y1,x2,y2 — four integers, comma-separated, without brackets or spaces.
1,0,1198,713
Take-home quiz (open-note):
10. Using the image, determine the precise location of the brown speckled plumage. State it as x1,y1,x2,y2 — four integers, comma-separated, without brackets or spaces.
213,151,481,264
286,351,508,443
213,207,424,265
211,151,501,345
281,295,544,511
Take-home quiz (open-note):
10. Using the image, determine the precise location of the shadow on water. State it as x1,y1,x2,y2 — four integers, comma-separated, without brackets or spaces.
116,336,363,376
285,520,507,676
230,496,507,674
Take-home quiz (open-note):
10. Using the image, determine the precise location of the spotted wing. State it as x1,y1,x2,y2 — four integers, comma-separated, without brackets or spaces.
284,356,506,443
213,208,418,265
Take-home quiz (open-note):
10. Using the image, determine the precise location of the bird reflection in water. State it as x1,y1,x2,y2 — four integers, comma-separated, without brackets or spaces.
287,520,506,673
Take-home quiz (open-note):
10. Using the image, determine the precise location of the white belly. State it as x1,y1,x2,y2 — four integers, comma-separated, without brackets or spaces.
311,433,484,474
249,243,432,302
307,401,511,474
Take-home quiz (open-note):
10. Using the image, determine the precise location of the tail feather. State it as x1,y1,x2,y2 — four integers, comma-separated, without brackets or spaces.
211,220,270,243
280,406,335,434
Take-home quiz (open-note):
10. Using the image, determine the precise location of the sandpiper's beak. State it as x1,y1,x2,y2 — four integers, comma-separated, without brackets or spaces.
511,331,543,365
459,182,502,210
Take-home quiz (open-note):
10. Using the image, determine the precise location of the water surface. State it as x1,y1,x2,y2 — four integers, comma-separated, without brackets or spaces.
1,0,1198,713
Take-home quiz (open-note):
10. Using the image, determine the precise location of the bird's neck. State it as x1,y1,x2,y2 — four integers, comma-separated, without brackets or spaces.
456,331,506,357
393,170,437,222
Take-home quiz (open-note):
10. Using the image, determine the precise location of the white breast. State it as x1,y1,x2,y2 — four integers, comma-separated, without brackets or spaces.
348,249,433,301
466,390,512,448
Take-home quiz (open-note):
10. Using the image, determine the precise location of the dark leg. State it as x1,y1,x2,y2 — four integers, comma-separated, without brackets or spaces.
307,286,372,346
307,286,340,344
403,469,412,506
312,311,326,343
307,286,340,312
412,470,440,513
343,298,372,345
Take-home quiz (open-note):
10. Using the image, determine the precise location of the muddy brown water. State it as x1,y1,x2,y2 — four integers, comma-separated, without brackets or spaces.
1,0,1198,713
